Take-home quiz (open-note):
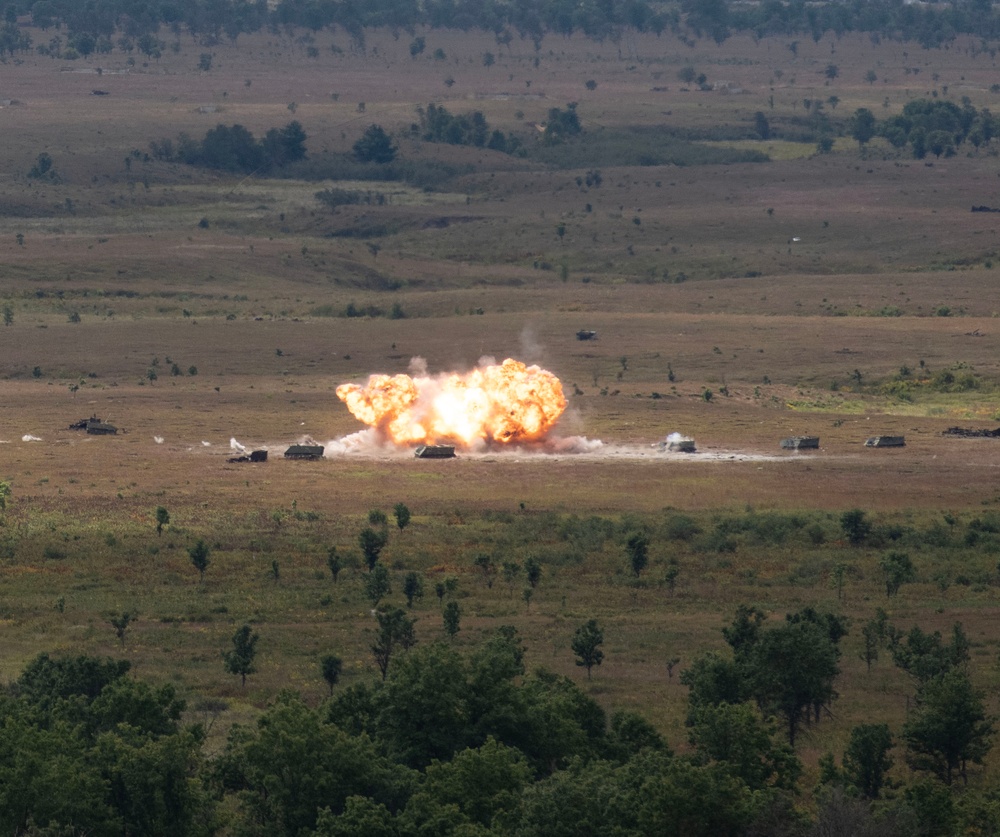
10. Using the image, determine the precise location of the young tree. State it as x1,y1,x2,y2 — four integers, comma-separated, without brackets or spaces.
524,556,542,588
0,481,10,514
359,527,388,571
443,600,461,639
154,505,170,536
188,539,210,579
904,670,994,785
321,654,343,695
402,571,423,608
372,608,417,679
860,621,880,672
844,723,894,799
109,610,137,647
364,563,391,608
224,624,259,687
501,561,521,596
326,546,342,583
572,619,605,679
2,306,12,326
393,502,411,533
474,553,497,588
625,532,649,577
880,551,916,597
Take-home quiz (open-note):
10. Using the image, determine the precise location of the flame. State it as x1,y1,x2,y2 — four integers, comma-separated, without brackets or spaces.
336,358,567,447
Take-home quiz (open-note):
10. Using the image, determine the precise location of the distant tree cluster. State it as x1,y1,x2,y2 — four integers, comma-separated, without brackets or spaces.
415,103,524,155
878,98,997,159
150,120,307,174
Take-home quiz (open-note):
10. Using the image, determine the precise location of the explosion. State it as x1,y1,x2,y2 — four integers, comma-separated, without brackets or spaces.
336,358,567,447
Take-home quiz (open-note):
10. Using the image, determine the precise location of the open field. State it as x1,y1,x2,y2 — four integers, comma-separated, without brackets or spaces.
4,23,1000,817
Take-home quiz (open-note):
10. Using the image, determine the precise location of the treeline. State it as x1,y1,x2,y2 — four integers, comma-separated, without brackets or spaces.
4,609,995,836
7,0,1000,55
149,120,307,174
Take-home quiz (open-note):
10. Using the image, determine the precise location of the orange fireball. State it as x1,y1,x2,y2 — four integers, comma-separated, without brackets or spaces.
336,358,567,447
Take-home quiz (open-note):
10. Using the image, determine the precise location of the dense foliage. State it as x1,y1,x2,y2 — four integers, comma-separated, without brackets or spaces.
3,595,996,836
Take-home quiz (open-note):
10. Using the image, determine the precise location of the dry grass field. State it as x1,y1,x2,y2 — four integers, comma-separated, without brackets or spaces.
4,24,1000,795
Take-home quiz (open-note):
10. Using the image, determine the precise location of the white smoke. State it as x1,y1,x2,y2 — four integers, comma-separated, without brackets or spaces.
408,356,428,377
519,325,544,364
22,434,41,442
230,437,247,453
324,429,409,457
201,441,211,447
544,435,604,453
153,435,164,444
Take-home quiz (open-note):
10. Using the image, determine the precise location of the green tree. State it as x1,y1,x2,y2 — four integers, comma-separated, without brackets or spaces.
2,305,12,326
353,124,397,164
860,620,880,672
754,110,770,140
747,618,842,745
321,654,342,695
359,527,388,571
524,555,542,588
364,563,391,608
851,108,877,148
501,560,521,596
217,693,407,836
0,480,10,513
688,701,801,790
844,723,893,799
326,546,342,582
393,501,411,533
154,505,170,536
372,607,416,680
402,571,423,608
880,550,916,597
840,508,871,546
109,610,137,647
406,737,531,830
224,624,259,687
443,600,461,639
904,670,994,785
890,622,969,683
572,619,605,679
188,539,210,579
626,532,649,577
